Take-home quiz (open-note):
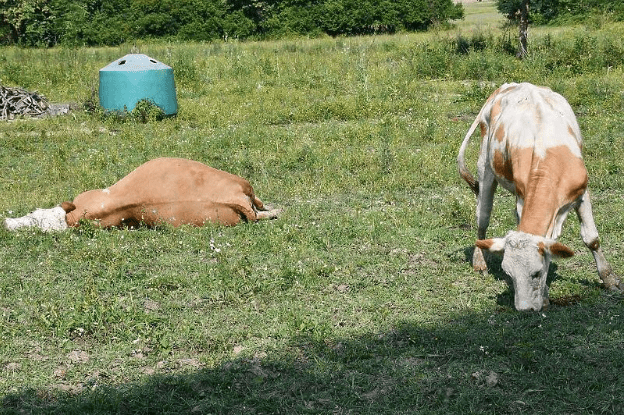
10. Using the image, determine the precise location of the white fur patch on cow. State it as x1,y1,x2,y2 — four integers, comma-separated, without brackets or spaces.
102,188,110,194
4,206,68,232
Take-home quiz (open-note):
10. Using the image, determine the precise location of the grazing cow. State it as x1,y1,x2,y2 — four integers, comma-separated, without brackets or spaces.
4,158,280,231
457,82,621,311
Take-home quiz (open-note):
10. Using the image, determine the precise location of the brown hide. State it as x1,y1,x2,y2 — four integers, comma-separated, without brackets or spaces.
63,158,270,227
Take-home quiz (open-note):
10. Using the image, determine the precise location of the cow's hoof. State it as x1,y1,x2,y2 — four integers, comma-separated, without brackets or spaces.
256,207,282,220
474,266,488,275
601,271,623,292
472,248,488,273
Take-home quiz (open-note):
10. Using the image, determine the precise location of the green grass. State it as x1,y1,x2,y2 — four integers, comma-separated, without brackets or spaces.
1,4,624,413
454,0,505,31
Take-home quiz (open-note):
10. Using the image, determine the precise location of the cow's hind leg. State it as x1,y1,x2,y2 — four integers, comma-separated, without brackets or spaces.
575,190,622,291
256,207,281,220
253,197,281,220
473,173,497,272
244,195,281,221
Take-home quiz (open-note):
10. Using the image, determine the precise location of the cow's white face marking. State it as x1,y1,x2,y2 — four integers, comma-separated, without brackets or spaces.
478,230,575,311
4,206,68,232
498,231,551,312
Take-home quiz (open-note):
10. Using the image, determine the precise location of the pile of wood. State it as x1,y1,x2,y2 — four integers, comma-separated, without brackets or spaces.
0,84,49,120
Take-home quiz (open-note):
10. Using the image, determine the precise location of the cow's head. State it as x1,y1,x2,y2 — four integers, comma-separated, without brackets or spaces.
476,231,575,312
4,206,68,232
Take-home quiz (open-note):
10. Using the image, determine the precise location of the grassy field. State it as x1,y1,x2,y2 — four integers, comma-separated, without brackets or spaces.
1,3,624,414
454,0,505,30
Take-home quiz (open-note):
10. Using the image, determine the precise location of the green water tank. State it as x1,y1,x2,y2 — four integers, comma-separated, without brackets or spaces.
99,54,178,115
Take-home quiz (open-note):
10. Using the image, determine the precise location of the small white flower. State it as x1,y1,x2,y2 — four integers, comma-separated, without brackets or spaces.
210,238,221,253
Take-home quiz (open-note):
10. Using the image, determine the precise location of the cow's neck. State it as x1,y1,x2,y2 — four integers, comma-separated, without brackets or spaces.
515,145,587,238
517,177,558,237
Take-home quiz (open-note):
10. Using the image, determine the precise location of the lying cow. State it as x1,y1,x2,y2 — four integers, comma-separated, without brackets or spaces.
4,157,280,231
457,82,621,311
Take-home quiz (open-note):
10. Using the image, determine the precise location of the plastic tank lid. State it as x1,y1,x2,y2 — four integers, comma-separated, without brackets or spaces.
100,54,172,72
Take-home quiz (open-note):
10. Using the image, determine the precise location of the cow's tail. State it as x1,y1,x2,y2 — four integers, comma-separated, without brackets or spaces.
457,114,481,196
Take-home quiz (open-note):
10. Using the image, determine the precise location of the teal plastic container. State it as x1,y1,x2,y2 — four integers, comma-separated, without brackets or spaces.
99,54,178,115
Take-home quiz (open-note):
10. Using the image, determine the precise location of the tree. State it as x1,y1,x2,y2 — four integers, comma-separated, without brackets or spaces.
0,0,56,46
517,0,528,58
497,0,530,58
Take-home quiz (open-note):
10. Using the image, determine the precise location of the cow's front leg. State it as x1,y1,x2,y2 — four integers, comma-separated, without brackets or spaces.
575,190,622,291
473,173,497,272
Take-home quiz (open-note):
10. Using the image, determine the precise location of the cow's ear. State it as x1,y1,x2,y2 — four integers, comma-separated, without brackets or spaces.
547,242,575,258
475,238,505,253
61,201,76,213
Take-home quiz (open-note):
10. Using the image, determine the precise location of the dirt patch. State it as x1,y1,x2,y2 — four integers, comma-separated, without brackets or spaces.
67,350,90,363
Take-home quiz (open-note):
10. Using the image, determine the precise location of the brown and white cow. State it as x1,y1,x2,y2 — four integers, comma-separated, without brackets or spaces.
457,82,621,311
4,157,280,231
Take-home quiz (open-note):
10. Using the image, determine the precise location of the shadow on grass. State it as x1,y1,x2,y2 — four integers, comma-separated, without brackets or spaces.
2,294,623,414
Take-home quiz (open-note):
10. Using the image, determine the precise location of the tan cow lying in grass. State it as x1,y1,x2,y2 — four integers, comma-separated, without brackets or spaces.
4,158,280,231
458,82,621,311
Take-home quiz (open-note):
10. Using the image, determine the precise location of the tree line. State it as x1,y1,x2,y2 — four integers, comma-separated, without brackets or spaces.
2,0,622,48
0,0,464,47
496,0,624,25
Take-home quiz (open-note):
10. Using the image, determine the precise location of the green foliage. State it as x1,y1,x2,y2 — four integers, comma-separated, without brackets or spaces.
496,0,624,25
129,99,166,123
455,31,490,55
0,0,464,46
315,0,464,36
60,0,131,46
0,0,55,46
88,99,166,124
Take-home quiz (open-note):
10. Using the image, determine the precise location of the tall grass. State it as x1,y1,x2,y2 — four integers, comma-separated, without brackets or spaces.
0,19,623,414
2,23,624,102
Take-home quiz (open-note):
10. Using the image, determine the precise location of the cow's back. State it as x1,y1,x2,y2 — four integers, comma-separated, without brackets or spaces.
488,83,582,154
67,158,259,227
483,83,588,236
